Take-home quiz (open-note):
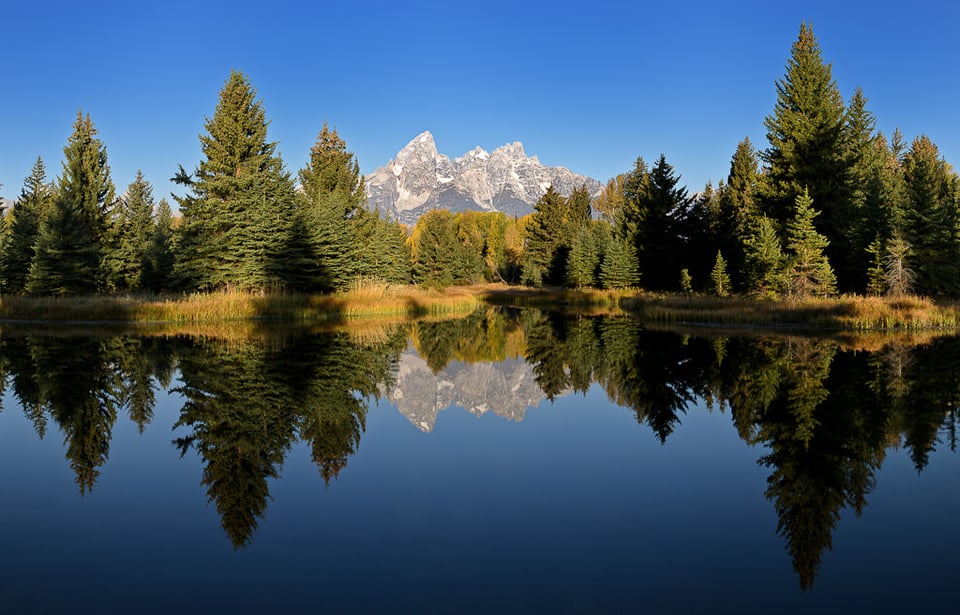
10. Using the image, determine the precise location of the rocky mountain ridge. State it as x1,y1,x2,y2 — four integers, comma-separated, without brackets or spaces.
383,347,564,432
365,131,602,223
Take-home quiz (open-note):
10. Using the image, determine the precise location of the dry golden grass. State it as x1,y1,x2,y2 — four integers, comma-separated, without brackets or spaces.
3,285,960,334
624,293,960,330
0,284,483,325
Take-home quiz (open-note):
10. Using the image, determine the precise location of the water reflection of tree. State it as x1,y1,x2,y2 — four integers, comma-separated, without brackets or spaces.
509,313,960,589
747,339,881,589
596,319,707,442
171,328,405,548
411,308,522,373
518,314,708,442
882,338,960,470
5,314,960,577
1,334,170,493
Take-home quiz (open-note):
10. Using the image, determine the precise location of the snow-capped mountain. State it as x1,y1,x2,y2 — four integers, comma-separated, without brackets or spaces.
383,347,561,433
365,131,603,223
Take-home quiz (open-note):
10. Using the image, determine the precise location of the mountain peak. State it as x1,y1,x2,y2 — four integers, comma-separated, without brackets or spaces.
408,130,435,147
365,133,601,224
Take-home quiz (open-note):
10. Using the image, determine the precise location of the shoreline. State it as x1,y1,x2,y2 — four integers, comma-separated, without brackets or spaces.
0,284,957,331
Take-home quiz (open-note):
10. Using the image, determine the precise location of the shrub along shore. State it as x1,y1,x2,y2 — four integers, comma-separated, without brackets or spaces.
1,283,959,331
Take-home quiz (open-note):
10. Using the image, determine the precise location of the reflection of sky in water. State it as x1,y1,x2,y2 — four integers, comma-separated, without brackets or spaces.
0,329,958,612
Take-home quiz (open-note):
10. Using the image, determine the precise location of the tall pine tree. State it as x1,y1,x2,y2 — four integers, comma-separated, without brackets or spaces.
102,170,158,291
27,112,114,295
762,23,847,273
522,186,570,286
173,71,296,291
785,189,837,298
298,123,369,290
618,154,692,290
1,157,54,294
900,136,959,295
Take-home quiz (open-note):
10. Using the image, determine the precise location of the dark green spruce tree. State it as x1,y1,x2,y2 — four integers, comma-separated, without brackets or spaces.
298,122,366,290
411,209,460,288
900,136,960,295
719,138,762,290
618,154,692,290
785,189,837,298
762,23,848,282
838,87,884,290
143,198,175,291
27,112,115,295
1,157,54,294
522,186,570,286
173,71,297,290
102,170,158,291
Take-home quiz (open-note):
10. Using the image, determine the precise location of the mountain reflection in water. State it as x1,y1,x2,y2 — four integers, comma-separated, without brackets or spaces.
1,308,959,600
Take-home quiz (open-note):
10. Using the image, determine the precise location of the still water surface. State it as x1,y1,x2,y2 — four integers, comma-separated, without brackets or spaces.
0,310,958,612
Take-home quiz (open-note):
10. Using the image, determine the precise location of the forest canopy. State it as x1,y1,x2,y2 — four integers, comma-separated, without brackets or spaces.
1,23,956,299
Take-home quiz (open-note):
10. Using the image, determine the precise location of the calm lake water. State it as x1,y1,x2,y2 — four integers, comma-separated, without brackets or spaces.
1,309,958,613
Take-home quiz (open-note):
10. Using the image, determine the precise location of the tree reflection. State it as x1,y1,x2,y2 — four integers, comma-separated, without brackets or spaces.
3,312,960,585
508,312,960,589
171,327,405,547
1,333,170,493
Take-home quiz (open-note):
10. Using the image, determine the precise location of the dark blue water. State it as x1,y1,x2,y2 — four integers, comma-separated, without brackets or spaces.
0,314,958,613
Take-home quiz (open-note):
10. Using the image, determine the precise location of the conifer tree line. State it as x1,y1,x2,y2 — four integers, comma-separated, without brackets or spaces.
1,24,957,297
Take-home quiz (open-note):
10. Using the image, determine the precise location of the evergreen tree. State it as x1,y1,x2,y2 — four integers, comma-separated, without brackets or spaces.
599,238,640,289
27,112,113,295
143,198,175,291
354,215,411,284
686,181,720,286
618,154,692,290
744,215,786,298
566,223,602,288
173,71,296,290
26,194,100,295
411,209,459,287
785,189,837,298
900,136,958,295
871,132,909,236
710,251,731,297
298,122,368,290
566,184,593,229
865,235,885,296
1,158,54,294
57,111,116,252
451,211,486,284
522,186,569,286
720,138,762,289
615,157,650,243
102,170,157,291
762,23,847,270
839,88,882,289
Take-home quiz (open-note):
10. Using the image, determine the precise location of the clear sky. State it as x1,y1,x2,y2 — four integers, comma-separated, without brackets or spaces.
2,1,958,205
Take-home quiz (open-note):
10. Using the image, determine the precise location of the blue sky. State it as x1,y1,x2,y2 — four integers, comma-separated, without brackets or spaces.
2,1,958,205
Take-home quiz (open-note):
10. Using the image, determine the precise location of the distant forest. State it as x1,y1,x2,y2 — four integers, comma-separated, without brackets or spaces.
1,23,957,298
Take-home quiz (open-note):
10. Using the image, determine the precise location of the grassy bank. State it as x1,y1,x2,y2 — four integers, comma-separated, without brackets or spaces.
2,283,959,331
624,294,960,330
0,281,484,324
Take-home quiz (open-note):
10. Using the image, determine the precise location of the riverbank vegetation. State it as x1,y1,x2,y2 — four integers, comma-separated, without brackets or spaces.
2,283,960,333
1,23,957,328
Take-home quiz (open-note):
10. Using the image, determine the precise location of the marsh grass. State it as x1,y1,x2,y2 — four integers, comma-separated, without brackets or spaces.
625,293,960,330
0,284,484,325
2,285,960,332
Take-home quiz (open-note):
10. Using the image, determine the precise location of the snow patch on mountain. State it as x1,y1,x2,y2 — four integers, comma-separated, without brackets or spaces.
365,131,602,223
